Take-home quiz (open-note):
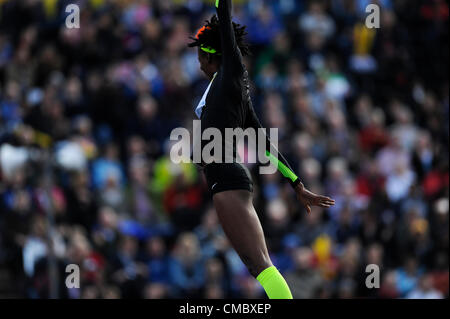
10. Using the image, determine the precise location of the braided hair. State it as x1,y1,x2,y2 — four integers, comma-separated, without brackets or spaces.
188,15,250,57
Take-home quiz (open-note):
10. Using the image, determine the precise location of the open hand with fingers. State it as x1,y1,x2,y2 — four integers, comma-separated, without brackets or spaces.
295,182,335,214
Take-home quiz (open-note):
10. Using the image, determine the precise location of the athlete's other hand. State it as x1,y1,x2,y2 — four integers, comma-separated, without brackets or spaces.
295,182,335,214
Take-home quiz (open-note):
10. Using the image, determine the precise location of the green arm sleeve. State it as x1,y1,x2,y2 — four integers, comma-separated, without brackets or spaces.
265,150,300,187
243,95,301,189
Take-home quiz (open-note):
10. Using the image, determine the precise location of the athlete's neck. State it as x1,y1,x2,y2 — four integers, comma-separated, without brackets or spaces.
205,63,219,80
206,70,217,81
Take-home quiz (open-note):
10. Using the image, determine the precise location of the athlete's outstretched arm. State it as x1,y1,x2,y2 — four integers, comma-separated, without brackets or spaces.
215,0,244,75
245,105,335,213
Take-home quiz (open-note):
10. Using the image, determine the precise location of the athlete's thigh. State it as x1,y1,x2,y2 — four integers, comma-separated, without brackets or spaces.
213,190,271,275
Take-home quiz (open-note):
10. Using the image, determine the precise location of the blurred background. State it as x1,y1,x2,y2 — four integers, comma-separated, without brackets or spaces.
0,0,448,299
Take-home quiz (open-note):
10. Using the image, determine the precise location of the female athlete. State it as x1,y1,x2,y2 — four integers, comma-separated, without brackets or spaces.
188,0,335,299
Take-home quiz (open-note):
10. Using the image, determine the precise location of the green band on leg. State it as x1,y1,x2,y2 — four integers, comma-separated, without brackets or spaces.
256,266,293,299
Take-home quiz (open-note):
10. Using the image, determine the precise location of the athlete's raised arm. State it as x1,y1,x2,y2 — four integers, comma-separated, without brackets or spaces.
215,0,245,75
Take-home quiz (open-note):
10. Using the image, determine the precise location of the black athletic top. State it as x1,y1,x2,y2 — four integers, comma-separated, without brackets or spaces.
198,0,301,189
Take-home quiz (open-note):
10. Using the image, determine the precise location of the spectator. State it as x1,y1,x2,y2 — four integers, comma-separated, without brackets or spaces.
406,274,444,299
285,247,324,299
168,232,205,298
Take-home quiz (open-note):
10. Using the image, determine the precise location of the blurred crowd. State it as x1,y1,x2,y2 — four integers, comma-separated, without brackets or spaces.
0,0,448,299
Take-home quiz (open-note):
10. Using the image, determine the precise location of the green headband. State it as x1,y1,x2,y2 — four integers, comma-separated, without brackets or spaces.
200,45,221,55
200,46,216,54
